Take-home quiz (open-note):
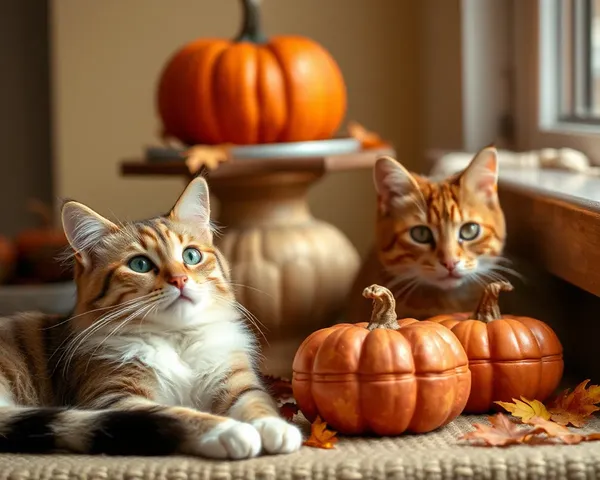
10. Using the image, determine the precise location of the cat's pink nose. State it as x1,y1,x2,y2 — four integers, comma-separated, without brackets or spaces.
441,260,459,272
168,275,188,290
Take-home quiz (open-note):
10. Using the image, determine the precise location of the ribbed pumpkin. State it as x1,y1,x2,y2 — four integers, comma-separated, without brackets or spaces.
157,0,347,146
429,281,564,414
292,284,471,435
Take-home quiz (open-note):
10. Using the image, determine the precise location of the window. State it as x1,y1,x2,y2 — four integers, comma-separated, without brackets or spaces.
557,0,600,123
514,0,600,163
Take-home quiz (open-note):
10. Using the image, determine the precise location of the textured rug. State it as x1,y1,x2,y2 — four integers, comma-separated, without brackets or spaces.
1,414,599,480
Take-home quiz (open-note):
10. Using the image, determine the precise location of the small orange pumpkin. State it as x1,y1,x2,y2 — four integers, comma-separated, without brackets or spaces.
15,200,72,284
0,236,16,284
292,284,471,436
157,0,347,146
429,281,564,414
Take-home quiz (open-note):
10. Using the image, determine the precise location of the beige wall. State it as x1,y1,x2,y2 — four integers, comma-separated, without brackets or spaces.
0,0,52,236
50,0,421,257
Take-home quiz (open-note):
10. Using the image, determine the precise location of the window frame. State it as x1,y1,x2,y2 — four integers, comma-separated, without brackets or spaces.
513,0,600,164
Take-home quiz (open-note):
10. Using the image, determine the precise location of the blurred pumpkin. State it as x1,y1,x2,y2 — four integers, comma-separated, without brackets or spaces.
15,199,72,284
292,284,471,436
0,236,16,284
157,0,347,146
429,281,564,414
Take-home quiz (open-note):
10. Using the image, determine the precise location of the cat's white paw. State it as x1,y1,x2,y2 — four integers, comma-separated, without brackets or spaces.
251,417,303,454
195,419,261,459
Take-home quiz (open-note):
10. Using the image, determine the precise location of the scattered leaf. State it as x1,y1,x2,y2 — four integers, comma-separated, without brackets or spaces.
183,144,232,173
462,413,600,447
261,374,294,401
279,402,300,422
548,379,600,427
303,416,338,449
525,416,583,445
347,121,388,149
460,413,536,446
495,397,551,422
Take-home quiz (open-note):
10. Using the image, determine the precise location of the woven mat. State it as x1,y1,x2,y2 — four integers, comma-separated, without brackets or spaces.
1,415,599,480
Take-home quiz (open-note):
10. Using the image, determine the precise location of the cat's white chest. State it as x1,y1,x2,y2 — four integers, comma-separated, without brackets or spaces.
100,320,253,410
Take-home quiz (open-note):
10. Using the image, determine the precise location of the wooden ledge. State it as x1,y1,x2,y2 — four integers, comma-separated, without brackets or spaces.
120,147,395,179
499,169,600,297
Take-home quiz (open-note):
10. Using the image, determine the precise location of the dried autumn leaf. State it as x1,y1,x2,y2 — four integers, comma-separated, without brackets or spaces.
549,379,600,427
303,416,338,449
261,374,294,401
183,144,231,173
461,413,536,447
347,121,388,149
495,397,551,422
279,402,299,422
525,416,583,445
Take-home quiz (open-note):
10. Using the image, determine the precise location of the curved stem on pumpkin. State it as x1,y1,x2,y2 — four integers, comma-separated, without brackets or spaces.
27,198,54,229
362,284,399,331
473,281,513,323
235,0,268,43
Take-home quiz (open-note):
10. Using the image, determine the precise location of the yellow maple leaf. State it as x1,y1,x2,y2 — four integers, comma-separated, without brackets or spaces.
495,397,551,422
183,144,232,174
303,416,338,449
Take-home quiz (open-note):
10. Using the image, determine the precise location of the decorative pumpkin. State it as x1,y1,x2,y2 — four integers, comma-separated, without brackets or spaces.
15,199,73,284
157,0,347,146
429,281,564,414
292,284,471,435
0,236,16,284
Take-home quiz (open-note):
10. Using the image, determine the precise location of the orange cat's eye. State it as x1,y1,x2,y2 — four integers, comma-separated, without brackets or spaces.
459,222,481,241
409,225,434,244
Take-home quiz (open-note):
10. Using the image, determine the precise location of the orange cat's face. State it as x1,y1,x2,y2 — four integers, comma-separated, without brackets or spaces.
373,147,506,291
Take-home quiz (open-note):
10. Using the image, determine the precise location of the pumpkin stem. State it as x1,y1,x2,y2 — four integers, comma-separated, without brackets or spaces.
473,281,513,322
362,284,399,331
235,0,268,43
26,198,54,230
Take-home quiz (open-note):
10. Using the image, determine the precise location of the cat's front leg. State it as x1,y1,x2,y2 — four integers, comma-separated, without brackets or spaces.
213,353,303,455
76,363,263,459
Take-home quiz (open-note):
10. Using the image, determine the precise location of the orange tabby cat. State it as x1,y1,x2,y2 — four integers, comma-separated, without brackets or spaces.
348,146,507,320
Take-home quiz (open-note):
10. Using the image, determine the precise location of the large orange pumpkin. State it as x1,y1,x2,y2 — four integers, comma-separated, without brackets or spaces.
292,284,471,435
157,0,347,146
429,281,564,414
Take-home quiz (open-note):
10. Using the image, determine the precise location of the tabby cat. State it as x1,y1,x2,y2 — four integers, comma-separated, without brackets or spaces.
0,176,302,458
348,146,508,320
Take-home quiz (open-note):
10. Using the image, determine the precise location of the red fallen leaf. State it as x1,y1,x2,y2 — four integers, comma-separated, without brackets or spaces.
461,413,536,446
261,374,294,401
303,416,338,449
279,402,299,421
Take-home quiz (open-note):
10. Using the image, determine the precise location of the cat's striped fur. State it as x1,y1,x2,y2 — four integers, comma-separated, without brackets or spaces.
349,146,508,321
0,176,302,458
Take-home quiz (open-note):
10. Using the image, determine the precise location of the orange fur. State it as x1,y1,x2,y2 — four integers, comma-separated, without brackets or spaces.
350,147,507,320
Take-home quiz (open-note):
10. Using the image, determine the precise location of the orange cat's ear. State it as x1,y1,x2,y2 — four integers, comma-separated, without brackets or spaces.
61,201,118,266
459,146,499,200
373,156,421,214
169,175,211,226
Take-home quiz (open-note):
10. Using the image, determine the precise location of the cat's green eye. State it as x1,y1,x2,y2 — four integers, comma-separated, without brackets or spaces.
182,247,202,265
459,222,481,241
409,225,433,244
128,255,154,273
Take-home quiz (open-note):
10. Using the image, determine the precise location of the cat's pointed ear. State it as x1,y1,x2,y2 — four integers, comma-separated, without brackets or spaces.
459,146,499,200
61,201,118,264
169,176,211,226
373,156,421,213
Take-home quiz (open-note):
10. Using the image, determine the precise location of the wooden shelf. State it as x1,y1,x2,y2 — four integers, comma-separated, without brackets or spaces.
499,169,600,298
120,147,395,179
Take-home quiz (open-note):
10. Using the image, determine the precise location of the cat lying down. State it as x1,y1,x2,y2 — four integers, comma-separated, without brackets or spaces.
0,176,301,459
